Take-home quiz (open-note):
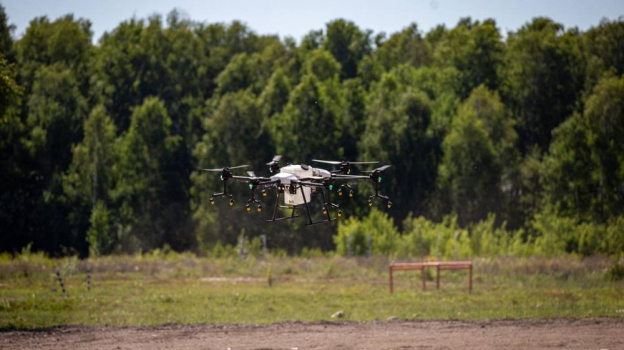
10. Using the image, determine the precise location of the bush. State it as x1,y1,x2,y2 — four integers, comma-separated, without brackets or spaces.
532,209,578,255
335,209,399,256
606,256,624,281
604,217,624,255
469,214,530,257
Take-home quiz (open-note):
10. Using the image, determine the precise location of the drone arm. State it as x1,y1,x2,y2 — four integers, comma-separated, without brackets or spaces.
298,181,325,187
230,175,270,182
331,174,369,181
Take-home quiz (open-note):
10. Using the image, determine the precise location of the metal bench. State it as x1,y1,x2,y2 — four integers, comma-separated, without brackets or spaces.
389,261,473,293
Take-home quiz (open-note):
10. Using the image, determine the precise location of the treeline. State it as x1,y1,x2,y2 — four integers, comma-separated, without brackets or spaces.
1,6,623,257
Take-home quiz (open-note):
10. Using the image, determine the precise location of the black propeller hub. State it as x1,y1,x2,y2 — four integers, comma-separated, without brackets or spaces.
221,168,232,180
339,162,351,175
266,155,282,174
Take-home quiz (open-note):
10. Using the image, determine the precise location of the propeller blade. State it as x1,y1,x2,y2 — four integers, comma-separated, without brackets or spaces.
229,165,249,170
350,161,380,165
265,155,282,165
360,165,392,173
312,159,341,165
202,164,248,172
202,168,224,172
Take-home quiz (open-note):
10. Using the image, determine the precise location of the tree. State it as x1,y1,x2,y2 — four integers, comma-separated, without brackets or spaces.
112,97,181,251
340,78,367,161
432,18,504,97
15,15,92,95
63,105,116,207
0,4,15,62
269,73,343,162
0,54,24,253
323,19,372,80
584,18,624,90
23,64,88,174
0,56,22,148
259,68,292,119
191,90,272,247
583,74,624,220
542,74,624,222
62,105,117,255
435,88,503,226
542,112,594,219
361,66,437,219
374,23,431,71
501,17,585,152
303,49,341,82
215,52,258,96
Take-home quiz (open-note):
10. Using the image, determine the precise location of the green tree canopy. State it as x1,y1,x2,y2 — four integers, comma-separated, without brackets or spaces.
361,65,437,218
501,17,585,152
436,87,503,225
323,19,372,80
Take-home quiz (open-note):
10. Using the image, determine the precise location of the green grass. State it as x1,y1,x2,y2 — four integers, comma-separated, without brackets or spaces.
0,254,622,328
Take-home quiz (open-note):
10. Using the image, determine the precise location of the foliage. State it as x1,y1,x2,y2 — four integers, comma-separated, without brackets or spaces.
606,255,624,281
432,18,504,97
501,17,585,152
361,65,438,218
543,75,624,222
1,8,624,257
335,209,399,256
435,88,501,225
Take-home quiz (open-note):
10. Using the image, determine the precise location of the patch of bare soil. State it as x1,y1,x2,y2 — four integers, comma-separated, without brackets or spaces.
1,319,622,350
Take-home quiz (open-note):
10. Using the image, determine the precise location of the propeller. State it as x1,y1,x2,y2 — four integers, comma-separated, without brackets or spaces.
202,165,249,172
313,159,380,175
361,165,392,184
312,159,341,165
312,159,379,165
267,155,282,174
266,155,282,165
371,165,392,172
361,165,391,173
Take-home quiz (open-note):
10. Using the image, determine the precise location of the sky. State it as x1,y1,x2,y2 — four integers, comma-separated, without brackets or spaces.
3,0,624,43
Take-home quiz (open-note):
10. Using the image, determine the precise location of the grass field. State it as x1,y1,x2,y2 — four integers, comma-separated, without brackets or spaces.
1,253,623,329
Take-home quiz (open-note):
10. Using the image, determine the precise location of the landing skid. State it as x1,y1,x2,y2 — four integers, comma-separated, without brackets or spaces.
266,183,338,226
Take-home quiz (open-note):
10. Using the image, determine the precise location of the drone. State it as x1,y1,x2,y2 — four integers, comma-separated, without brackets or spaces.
202,156,392,226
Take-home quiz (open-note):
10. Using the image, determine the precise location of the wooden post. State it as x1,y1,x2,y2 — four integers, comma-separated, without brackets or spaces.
436,264,440,290
389,266,394,294
469,264,473,293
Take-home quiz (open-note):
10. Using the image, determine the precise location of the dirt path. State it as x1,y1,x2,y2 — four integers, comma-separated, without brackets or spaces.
2,319,622,350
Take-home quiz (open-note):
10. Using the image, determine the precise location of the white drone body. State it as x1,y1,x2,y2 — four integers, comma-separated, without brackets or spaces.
270,165,331,205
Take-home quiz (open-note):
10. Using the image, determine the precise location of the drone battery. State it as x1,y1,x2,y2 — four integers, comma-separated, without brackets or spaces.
284,186,311,205
274,164,314,206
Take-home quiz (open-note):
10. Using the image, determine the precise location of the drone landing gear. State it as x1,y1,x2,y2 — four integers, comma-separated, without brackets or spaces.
210,180,234,206
367,181,393,208
266,182,339,226
245,182,272,213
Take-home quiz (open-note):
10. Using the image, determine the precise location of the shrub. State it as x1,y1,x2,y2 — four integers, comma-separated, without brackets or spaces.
606,256,624,281
335,209,399,256
532,209,578,255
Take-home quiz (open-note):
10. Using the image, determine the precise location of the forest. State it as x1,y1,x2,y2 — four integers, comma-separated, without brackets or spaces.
1,5,623,257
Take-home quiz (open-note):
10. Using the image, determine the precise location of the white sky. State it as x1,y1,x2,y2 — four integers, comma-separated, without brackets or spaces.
3,0,624,43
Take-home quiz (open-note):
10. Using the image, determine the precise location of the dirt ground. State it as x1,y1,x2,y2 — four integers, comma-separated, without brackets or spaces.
1,318,622,350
